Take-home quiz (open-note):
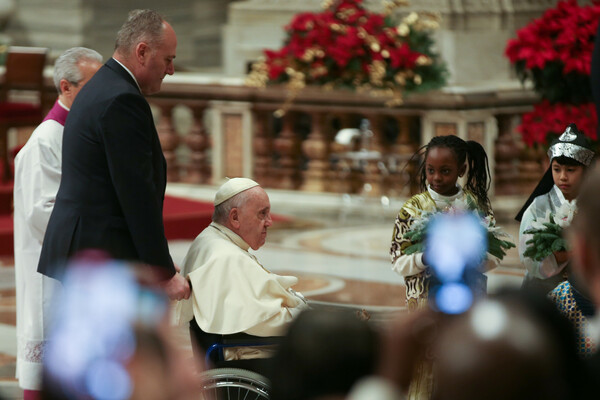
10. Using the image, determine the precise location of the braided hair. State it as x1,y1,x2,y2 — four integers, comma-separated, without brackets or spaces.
416,135,492,215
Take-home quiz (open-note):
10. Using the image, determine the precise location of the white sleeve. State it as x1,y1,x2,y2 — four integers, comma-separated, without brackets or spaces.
18,136,61,242
244,299,310,337
347,377,405,400
518,204,559,279
482,253,499,272
391,252,427,278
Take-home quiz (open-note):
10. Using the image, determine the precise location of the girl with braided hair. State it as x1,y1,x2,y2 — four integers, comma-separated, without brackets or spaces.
390,134,497,311
389,135,498,400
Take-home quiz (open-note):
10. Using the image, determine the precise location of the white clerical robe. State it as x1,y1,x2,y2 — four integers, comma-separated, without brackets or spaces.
176,222,308,359
13,101,67,390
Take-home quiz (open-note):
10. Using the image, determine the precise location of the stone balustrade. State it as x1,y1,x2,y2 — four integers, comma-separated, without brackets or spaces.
35,73,545,198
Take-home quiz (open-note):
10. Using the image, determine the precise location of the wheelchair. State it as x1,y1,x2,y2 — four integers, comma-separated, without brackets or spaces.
198,367,270,400
190,318,280,400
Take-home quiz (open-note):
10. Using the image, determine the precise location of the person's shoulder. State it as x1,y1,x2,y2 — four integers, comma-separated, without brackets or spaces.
400,191,433,214
15,119,62,158
192,225,246,255
84,64,140,99
531,191,551,204
526,192,552,215
184,227,251,273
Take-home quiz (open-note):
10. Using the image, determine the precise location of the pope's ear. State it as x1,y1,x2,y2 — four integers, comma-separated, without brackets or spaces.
229,207,240,229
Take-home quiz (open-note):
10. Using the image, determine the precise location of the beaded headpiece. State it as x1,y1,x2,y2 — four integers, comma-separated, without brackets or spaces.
547,123,595,166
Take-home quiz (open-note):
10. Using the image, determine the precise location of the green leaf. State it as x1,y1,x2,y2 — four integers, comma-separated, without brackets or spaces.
403,243,423,255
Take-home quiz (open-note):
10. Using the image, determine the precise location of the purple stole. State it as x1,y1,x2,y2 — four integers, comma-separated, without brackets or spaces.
42,100,68,126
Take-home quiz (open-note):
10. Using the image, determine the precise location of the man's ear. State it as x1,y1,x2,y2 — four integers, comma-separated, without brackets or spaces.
135,42,149,65
229,208,240,230
59,79,72,96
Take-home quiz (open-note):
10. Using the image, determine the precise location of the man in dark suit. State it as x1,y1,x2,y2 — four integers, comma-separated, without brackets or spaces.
38,9,190,300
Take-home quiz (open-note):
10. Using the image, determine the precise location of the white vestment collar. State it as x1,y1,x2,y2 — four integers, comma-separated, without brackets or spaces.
57,99,70,112
427,184,464,208
210,222,251,252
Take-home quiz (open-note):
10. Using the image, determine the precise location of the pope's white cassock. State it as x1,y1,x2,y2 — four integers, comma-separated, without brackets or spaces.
13,100,67,390
176,221,308,360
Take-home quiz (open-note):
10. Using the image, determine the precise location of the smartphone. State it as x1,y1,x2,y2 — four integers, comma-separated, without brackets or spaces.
425,212,488,314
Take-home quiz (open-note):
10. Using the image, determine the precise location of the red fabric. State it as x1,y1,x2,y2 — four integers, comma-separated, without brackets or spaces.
0,102,42,121
0,193,289,256
162,195,289,240
162,195,214,240
0,183,12,214
0,215,12,256
23,389,41,400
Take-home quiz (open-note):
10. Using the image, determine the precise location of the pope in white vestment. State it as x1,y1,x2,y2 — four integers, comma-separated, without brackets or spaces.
13,48,102,392
176,178,308,360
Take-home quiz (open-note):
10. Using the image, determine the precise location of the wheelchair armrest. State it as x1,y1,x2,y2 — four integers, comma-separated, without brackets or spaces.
205,334,282,367
190,318,282,367
221,332,283,345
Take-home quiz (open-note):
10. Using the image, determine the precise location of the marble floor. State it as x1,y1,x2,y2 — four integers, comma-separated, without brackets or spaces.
0,183,526,398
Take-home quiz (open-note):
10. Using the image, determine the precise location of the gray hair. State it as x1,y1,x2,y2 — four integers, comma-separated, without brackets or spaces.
212,188,254,225
114,9,166,55
53,47,103,94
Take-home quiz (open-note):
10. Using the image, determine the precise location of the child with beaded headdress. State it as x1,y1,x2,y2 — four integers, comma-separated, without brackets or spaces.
516,123,596,356
516,123,596,295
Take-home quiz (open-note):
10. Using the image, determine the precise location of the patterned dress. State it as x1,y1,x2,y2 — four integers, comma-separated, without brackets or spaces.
390,186,496,400
390,186,495,311
548,281,596,357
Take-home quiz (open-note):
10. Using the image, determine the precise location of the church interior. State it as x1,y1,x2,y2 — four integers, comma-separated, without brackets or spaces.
0,0,595,398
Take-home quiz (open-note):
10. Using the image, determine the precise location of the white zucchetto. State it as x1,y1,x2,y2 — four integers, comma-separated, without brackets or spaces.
214,177,260,206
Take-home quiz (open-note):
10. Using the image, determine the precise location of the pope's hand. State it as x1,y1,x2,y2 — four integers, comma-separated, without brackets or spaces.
164,272,191,301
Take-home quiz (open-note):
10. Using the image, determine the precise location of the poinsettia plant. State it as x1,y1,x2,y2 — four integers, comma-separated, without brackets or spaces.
246,0,447,109
505,0,600,148
518,101,598,147
505,0,600,104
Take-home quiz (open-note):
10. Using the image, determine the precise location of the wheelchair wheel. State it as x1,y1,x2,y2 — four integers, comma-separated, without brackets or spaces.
198,367,271,400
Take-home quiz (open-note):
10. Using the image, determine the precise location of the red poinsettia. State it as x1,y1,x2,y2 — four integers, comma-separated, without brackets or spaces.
506,0,600,76
505,0,600,148
246,0,447,103
519,101,598,147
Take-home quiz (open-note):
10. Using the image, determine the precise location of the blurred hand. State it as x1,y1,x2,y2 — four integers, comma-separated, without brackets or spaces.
377,309,444,391
554,250,570,265
163,273,191,301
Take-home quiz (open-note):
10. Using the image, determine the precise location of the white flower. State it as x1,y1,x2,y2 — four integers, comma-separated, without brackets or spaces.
409,212,431,231
531,209,552,230
448,197,470,212
482,215,493,227
553,202,576,228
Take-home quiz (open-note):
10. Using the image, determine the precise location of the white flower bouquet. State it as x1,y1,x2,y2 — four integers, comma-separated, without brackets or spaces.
403,197,515,261
523,202,576,261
